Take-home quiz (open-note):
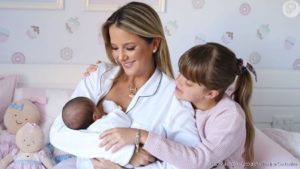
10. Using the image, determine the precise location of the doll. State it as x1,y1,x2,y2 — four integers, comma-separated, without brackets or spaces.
0,123,53,169
0,99,41,159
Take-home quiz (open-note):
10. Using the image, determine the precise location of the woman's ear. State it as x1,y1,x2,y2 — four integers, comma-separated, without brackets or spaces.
152,38,161,53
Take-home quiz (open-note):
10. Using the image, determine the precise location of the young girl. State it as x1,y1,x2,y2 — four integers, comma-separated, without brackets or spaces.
97,42,257,169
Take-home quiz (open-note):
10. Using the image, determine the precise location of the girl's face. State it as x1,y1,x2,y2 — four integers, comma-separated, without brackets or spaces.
175,73,216,110
109,25,157,78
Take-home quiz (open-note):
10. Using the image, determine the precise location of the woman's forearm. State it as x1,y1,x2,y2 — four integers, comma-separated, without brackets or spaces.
139,130,149,144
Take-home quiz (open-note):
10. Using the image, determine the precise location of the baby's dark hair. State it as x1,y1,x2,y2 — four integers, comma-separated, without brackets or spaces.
62,97,95,130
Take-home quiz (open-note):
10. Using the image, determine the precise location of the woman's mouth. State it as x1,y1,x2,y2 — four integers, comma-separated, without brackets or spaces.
122,61,135,69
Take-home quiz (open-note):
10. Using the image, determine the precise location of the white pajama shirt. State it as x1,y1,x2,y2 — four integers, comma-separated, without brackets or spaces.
50,62,200,169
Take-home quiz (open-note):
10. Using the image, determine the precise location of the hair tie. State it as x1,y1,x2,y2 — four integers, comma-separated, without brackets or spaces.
237,58,257,82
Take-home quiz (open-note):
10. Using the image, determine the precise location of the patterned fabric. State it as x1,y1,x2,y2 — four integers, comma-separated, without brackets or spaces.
7,160,46,169
0,131,17,159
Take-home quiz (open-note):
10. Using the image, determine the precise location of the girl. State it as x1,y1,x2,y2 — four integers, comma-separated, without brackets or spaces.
98,42,257,169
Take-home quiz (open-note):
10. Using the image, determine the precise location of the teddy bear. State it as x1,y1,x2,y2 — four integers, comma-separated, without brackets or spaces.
0,122,53,169
0,99,41,159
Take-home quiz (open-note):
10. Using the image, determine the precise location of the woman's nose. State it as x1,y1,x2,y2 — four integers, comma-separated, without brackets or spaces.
118,50,127,61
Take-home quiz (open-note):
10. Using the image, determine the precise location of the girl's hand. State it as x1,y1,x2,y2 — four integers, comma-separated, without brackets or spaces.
129,149,156,167
83,60,101,76
99,128,137,152
91,158,122,169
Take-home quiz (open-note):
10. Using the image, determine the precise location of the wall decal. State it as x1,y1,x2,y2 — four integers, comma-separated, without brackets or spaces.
239,3,251,15
194,33,206,45
0,27,9,43
249,51,261,65
165,20,178,36
26,25,40,39
60,47,73,61
257,24,270,40
283,0,300,18
221,31,233,44
65,17,80,34
292,58,300,70
11,52,26,64
284,36,296,50
192,0,205,9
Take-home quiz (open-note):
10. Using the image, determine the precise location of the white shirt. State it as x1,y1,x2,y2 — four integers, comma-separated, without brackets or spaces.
50,62,200,169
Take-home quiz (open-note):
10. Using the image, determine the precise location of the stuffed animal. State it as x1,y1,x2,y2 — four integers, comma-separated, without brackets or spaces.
0,99,41,159
0,123,53,169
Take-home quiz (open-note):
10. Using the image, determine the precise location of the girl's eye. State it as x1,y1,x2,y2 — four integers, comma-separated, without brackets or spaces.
111,47,118,51
185,80,193,87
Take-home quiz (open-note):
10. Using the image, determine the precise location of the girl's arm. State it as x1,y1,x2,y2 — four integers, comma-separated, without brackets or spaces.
143,111,245,169
101,111,245,169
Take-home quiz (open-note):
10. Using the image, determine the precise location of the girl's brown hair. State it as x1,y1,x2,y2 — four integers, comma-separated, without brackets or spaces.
178,42,255,163
102,1,174,79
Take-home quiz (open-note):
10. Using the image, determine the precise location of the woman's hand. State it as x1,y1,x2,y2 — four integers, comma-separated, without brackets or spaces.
91,158,122,169
129,149,156,167
99,128,137,153
83,60,101,76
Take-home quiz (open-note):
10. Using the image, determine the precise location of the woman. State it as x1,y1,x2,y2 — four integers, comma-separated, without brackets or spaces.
50,2,200,169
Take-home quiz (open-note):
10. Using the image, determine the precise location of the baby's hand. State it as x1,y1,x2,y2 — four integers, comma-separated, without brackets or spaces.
83,60,101,77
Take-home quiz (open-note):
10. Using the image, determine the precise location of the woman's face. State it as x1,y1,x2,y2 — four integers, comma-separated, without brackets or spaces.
109,25,156,78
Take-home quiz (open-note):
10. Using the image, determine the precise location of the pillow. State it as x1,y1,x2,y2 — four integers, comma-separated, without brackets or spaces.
253,127,300,169
13,87,73,144
0,75,17,123
262,128,300,160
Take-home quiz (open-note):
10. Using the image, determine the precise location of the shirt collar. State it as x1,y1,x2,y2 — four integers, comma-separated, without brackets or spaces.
135,68,162,97
99,65,162,97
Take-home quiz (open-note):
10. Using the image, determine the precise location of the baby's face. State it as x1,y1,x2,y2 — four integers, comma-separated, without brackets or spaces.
92,108,105,121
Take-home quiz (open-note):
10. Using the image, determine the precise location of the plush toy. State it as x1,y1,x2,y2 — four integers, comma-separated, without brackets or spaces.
0,123,53,169
0,99,41,159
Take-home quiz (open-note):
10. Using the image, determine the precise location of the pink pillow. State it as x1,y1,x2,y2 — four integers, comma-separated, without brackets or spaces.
0,75,17,123
253,128,300,169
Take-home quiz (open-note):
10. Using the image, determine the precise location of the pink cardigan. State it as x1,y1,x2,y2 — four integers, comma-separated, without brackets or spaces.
143,95,246,169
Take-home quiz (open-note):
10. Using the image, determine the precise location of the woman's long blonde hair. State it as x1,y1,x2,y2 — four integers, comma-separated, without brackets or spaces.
178,42,255,163
101,1,174,79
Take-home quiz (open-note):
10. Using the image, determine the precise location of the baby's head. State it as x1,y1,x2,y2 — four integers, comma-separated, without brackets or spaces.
62,97,103,130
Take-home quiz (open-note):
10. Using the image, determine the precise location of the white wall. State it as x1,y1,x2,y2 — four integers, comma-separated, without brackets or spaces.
0,0,300,72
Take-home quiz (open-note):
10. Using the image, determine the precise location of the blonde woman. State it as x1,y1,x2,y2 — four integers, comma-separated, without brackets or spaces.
50,2,200,169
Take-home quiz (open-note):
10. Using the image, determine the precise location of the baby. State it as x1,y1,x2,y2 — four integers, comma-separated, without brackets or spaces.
62,97,105,130
59,96,134,169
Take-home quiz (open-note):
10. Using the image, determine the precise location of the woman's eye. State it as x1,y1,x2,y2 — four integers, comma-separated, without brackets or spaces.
111,47,118,51
126,46,135,51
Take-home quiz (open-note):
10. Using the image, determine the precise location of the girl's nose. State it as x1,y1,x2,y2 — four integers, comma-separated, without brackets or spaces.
175,74,183,86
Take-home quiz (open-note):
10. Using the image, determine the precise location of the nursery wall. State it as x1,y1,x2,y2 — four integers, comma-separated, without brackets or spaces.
0,0,300,73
